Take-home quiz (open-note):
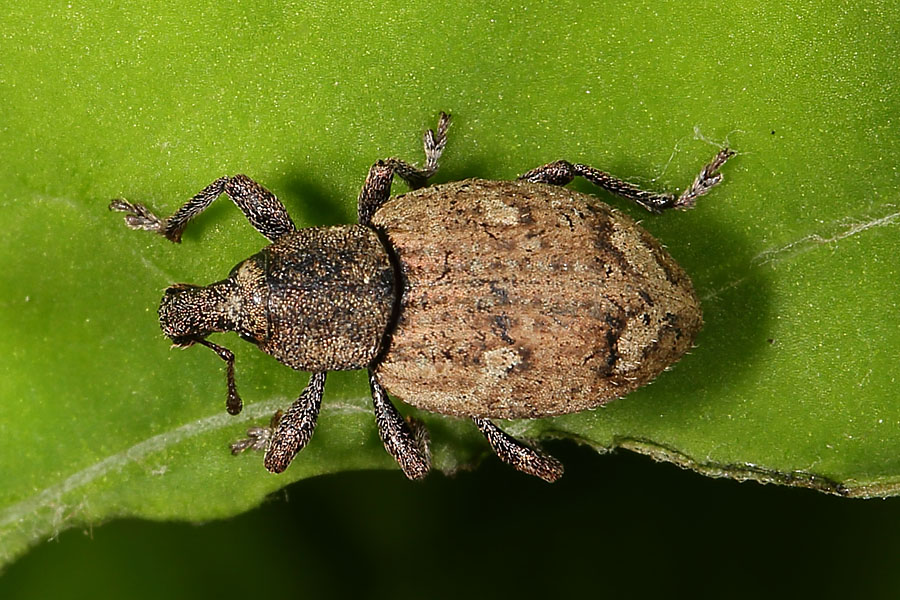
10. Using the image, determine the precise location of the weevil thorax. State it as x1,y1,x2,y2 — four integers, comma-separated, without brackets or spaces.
158,257,268,346
255,225,396,372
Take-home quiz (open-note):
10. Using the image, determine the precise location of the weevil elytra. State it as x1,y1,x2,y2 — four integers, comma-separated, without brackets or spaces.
111,113,733,482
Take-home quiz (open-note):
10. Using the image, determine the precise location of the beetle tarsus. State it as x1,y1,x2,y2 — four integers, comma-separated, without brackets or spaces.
675,148,736,209
230,410,282,454
422,111,451,176
109,198,167,236
473,417,564,483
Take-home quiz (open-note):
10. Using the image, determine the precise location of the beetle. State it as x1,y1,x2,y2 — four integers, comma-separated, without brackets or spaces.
110,113,733,482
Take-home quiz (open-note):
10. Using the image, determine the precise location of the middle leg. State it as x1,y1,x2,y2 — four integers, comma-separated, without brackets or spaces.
370,371,432,480
357,112,451,225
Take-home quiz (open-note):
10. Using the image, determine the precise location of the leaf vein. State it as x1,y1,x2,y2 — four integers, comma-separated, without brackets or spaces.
0,399,370,535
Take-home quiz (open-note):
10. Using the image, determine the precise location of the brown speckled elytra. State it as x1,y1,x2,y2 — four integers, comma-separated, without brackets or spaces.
110,113,733,482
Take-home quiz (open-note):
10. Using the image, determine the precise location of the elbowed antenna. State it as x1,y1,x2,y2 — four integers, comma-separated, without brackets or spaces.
158,282,244,415
197,338,243,415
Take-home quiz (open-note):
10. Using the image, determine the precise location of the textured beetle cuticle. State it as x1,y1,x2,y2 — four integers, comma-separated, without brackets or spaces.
111,112,733,481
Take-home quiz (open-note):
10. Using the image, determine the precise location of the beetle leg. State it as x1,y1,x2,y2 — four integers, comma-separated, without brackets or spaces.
518,148,734,213
262,372,328,473
230,410,283,454
369,371,432,480
357,112,451,225
473,418,563,483
110,174,296,243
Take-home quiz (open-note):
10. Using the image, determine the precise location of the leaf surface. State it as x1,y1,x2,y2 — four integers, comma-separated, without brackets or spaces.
1,0,897,568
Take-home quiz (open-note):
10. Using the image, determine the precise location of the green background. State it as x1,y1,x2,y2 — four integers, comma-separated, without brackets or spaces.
1,0,898,594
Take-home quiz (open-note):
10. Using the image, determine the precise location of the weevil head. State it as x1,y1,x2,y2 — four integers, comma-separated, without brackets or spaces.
158,281,240,346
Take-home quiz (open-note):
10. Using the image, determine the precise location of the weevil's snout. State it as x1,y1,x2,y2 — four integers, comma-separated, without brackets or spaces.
158,281,238,345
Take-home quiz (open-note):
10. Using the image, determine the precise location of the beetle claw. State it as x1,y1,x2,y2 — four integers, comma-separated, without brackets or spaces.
109,198,168,236
230,410,282,455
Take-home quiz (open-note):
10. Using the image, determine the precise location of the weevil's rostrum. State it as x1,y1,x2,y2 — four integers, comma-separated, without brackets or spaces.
111,113,733,482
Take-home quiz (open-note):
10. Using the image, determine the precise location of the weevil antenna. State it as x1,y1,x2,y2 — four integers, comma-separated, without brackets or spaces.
197,338,243,415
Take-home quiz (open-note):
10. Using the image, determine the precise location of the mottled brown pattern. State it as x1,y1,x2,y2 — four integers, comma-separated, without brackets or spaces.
372,179,702,419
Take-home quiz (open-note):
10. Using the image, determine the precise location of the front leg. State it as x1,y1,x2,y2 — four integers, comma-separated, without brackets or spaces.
230,372,327,474
110,174,296,242
357,112,451,225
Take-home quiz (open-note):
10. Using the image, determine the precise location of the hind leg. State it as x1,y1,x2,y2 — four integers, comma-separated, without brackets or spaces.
519,148,734,212
473,418,563,482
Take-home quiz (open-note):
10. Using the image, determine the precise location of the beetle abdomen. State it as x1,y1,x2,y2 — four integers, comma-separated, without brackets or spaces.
372,179,701,419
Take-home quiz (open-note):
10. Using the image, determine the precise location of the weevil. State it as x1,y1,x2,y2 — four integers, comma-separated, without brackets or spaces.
110,113,733,482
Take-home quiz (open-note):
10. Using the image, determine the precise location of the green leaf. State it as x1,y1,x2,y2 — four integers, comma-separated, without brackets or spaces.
1,0,897,568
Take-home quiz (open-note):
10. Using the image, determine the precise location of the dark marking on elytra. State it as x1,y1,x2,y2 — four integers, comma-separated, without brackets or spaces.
517,206,536,225
434,250,453,283
489,281,511,305
592,217,636,278
603,313,625,369
492,314,516,345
